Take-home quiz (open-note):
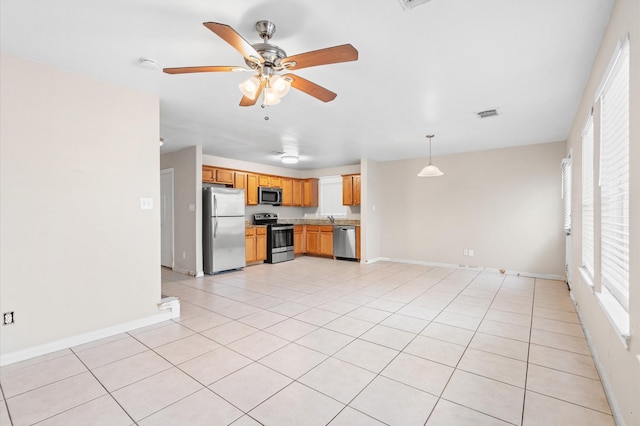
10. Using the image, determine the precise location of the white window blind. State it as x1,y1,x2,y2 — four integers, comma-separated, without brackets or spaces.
599,38,629,311
319,176,347,217
581,116,594,277
562,157,572,235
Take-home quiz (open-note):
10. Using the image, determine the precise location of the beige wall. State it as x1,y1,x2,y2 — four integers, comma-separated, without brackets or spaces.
373,142,566,276
161,147,203,276
0,54,162,358
565,0,639,424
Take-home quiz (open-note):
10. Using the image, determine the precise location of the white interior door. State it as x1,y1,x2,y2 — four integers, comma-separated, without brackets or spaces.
160,169,174,268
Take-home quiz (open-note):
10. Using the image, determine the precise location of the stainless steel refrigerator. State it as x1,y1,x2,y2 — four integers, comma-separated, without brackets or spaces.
203,187,246,274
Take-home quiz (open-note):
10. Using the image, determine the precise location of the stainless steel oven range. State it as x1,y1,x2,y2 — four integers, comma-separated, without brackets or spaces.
253,213,294,264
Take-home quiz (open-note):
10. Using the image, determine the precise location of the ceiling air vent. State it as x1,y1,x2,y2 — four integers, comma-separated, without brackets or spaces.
476,109,500,119
397,0,432,11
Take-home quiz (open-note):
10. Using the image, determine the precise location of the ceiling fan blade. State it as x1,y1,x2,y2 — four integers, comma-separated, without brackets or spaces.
203,22,264,65
239,79,266,107
282,44,358,70
163,66,247,74
284,74,337,102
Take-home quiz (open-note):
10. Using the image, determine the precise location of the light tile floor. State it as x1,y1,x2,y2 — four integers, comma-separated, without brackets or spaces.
1,258,616,425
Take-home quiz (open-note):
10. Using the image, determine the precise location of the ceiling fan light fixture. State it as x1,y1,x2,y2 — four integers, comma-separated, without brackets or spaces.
239,76,261,99
269,74,291,97
281,155,299,164
263,87,281,105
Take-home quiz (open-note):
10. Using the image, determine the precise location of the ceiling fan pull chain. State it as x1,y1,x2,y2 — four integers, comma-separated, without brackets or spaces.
262,76,270,120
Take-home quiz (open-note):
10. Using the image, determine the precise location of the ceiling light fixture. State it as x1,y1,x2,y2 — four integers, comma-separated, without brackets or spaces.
139,57,159,70
417,135,444,177
239,74,292,105
281,154,299,164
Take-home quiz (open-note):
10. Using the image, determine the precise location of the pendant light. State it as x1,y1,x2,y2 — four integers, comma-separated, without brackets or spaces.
417,134,444,177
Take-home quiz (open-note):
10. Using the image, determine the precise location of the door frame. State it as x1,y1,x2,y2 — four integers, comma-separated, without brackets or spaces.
160,168,175,269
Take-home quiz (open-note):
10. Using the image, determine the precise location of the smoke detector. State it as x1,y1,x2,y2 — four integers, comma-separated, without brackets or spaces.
476,108,501,119
397,0,432,10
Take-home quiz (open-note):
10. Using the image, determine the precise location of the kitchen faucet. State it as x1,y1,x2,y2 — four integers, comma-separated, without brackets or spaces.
328,215,335,224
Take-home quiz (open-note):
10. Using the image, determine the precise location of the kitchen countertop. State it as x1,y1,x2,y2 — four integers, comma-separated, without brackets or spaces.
280,219,360,226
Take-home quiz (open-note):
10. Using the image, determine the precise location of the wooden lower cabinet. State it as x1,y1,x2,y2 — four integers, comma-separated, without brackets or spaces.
305,225,333,257
294,225,305,255
245,227,267,264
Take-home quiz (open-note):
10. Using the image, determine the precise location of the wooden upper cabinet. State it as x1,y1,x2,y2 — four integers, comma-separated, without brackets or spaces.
234,172,248,203
292,179,303,206
215,168,234,185
202,166,234,185
258,175,283,188
270,176,282,188
202,168,214,183
281,178,293,206
302,178,318,207
258,175,270,187
342,174,361,206
246,173,259,205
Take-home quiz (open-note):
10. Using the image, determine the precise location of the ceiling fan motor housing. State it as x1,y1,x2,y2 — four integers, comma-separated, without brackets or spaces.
246,42,287,69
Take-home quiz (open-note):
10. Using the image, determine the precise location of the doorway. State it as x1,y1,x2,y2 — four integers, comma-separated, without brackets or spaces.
160,168,174,268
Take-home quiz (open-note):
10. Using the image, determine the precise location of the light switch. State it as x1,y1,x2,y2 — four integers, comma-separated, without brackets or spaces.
188,203,195,212
469,249,474,257
139,198,153,210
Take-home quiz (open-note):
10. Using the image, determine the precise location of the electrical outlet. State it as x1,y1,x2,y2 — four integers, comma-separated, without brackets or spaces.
3,312,14,325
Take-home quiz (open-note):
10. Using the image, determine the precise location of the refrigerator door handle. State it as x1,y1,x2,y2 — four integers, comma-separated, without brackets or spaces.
213,195,218,238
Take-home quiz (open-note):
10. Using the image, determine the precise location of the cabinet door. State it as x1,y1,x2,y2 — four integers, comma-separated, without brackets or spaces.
302,178,318,207
245,234,256,263
342,176,353,205
256,232,267,261
215,168,234,185
258,175,270,187
234,172,248,204
294,225,304,255
270,176,282,188
247,174,259,205
353,175,361,205
203,167,214,183
305,228,319,254
281,178,293,206
319,231,333,256
292,180,303,206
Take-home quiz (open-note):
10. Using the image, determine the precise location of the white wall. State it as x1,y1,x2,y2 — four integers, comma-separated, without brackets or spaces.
565,0,639,424
161,146,203,276
0,54,162,358
361,158,382,262
372,142,566,276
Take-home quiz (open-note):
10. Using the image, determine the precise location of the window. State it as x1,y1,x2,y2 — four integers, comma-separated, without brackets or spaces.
581,116,594,277
319,175,347,217
562,156,572,236
599,37,629,311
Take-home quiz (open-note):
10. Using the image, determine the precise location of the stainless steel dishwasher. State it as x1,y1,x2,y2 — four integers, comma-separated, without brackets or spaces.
333,225,357,260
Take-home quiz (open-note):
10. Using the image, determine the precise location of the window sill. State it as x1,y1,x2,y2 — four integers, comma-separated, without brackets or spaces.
578,266,595,293
596,287,630,349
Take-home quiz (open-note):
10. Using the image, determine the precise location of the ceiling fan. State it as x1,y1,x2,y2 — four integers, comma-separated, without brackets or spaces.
163,20,358,107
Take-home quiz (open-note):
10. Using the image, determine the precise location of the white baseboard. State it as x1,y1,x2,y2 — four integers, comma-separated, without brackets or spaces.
0,311,172,367
386,257,564,280
172,266,200,277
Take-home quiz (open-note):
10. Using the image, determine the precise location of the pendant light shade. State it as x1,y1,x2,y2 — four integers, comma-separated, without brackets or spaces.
417,134,444,177
418,164,444,177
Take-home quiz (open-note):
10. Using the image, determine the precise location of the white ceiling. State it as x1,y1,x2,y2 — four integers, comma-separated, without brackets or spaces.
1,0,614,169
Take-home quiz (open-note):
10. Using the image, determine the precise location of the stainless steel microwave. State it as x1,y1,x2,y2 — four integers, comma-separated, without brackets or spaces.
258,186,282,206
